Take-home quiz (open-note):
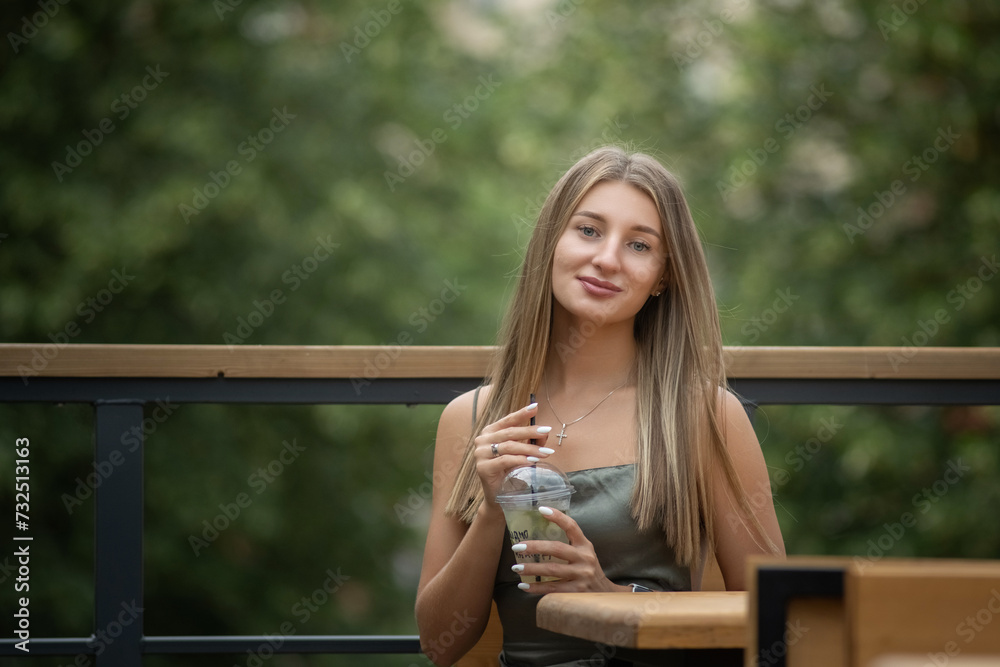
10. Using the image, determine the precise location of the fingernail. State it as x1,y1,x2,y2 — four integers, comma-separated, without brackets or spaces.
511,564,524,573
517,582,531,591
512,543,527,553
536,426,552,434
538,506,554,516
526,456,540,463
526,402,538,410
538,447,555,455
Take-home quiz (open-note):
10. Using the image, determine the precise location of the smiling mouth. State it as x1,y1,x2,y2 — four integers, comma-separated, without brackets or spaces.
578,277,622,295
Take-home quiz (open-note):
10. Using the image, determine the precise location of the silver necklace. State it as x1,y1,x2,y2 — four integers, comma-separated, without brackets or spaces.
543,374,630,445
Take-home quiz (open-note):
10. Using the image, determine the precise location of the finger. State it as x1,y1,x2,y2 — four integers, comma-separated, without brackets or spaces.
486,401,539,433
512,561,574,581
479,424,552,450
511,538,578,559
513,540,580,563
516,579,570,594
478,430,553,460
537,506,583,543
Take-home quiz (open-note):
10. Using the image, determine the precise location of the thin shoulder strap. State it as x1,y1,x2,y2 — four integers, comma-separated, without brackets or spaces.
471,385,482,429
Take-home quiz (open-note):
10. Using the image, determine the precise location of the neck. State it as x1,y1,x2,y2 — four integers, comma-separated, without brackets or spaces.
545,312,638,392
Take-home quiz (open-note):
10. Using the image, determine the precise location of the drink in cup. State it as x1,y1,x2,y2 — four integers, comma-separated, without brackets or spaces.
495,463,574,584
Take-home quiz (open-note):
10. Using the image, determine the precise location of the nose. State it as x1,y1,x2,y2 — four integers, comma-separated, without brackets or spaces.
592,238,622,273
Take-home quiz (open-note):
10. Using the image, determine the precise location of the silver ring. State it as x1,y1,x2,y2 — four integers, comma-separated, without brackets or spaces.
491,443,499,458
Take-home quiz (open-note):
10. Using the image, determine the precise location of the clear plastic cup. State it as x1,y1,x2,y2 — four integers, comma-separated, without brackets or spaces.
494,463,575,584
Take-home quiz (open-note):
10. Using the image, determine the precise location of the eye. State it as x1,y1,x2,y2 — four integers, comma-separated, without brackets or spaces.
628,240,651,252
578,225,598,238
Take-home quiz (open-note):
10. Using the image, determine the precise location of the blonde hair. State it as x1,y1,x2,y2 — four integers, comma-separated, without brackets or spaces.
445,146,776,566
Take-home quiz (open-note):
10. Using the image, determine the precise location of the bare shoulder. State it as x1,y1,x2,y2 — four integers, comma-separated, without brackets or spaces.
715,388,759,458
710,387,786,589
438,385,492,432
435,385,493,459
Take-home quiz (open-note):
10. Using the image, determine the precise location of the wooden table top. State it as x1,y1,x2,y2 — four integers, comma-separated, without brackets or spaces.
535,591,748,649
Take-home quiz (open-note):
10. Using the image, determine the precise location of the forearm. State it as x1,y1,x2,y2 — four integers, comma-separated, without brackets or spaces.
416,503,507,666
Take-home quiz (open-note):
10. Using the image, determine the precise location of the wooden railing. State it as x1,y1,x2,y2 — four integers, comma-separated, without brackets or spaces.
3,344,1000,380
1,345,999,665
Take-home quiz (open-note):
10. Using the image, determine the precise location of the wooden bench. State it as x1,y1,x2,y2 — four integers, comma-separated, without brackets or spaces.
747,556,1000,667
458,552,727,666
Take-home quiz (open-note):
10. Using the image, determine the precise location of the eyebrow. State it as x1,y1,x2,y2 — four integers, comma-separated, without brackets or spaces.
572,210,663,239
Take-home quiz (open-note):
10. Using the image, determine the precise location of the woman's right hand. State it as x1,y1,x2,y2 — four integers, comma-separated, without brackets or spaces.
473,401,554,505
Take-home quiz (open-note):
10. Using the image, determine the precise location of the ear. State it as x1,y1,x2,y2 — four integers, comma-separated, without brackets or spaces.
651,277,666,297
652,257,672,296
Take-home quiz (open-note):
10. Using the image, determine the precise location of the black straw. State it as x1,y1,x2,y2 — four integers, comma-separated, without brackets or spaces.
529,393,537,504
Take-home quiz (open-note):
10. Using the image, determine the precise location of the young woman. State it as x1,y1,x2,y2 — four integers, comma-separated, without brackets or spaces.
415,146,784,666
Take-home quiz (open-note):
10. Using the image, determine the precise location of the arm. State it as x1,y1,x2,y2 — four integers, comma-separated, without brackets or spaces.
711,391,786,591
415,390,504,666
415,391,552,666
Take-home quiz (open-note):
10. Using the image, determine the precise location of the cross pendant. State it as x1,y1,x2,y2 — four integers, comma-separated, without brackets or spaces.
555,424,569,445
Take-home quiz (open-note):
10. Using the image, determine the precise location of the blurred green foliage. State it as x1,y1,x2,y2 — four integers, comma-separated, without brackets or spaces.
1,0,999,664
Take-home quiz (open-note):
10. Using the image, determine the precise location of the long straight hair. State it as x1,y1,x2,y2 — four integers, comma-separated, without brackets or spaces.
445,146,777,566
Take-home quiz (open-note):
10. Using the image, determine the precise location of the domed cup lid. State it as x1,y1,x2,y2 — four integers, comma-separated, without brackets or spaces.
495,462,574,508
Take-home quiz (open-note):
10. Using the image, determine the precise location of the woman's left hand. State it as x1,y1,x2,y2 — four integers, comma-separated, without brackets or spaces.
510,506,630,594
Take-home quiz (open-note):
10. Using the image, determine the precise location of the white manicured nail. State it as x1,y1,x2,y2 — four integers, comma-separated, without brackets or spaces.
538,447,555,455
538,506,554,516
527,456,540,463
536,426,552,434
517,582,531,591
512,543,527,553
511,564,524,573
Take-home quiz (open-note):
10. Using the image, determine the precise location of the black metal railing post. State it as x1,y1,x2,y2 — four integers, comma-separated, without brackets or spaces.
93,402,144,667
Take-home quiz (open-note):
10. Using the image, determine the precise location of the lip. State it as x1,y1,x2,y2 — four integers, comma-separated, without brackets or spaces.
577,276,622,296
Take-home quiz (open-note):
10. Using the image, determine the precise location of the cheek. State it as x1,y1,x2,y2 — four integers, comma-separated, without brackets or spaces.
629,258,665,289
552,238,584,270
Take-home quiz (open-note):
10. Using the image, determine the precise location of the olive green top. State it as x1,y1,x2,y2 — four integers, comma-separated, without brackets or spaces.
493,463,691,667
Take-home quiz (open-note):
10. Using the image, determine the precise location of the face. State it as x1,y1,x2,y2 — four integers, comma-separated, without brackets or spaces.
551,180,668,327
